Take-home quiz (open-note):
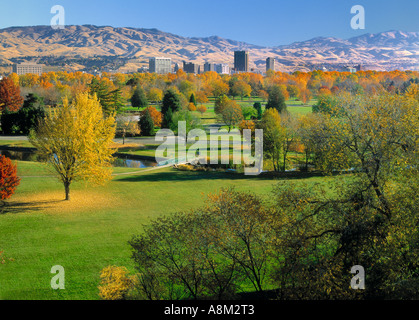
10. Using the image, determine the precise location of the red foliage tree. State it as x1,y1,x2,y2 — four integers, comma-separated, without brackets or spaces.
0,155,20,202
0,77,24,112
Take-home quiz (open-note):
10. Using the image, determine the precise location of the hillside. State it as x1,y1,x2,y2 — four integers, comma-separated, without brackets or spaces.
0,25,417,72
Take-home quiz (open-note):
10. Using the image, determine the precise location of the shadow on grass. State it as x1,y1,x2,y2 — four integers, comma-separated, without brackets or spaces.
0,199,64,215
113,168,328,183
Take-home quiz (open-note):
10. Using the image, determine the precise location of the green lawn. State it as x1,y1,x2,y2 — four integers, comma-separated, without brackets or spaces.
0,160,337,300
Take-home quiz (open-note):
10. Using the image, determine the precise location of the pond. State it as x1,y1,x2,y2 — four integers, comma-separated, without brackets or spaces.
0,149,158,169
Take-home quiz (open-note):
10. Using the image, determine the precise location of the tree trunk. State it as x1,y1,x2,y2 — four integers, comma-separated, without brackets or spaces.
64,181,70,201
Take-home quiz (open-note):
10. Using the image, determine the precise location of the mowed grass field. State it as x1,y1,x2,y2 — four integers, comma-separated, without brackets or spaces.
0,160,338,300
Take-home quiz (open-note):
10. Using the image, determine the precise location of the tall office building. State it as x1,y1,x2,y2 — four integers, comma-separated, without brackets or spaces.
215,63,230,75
266,57,275,72
204,62,216,72
183,61,200,74
234,51,249,72
12,63,43,76
149,57,172,74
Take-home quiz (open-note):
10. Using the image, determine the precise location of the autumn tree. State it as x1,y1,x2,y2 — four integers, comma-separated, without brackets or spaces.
140,106,162,128
197,105,207,115
187,102,196,112
147,88,163,103
98,266,135,300
298,88,312,105
0,77,24,112
29,93,116,201
218,101,244,132
214,94,230,114
230,80,252,100
195,91,209,105
116,113,141,145
0,155,20,204
269,94,419,297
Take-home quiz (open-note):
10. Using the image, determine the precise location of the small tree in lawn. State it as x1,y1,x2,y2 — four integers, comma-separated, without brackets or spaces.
130,86,148,110
0,155,20,206
197,105,207,115
29,93,116,201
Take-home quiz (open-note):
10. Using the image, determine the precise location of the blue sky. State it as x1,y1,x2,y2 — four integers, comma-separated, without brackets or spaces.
0,0,418,46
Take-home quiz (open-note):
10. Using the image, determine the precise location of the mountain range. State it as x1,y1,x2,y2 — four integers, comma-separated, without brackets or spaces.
0,25,417,72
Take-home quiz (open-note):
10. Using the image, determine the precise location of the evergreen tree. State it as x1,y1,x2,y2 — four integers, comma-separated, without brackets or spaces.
102,88,125,115
189,93,197,106
139,109,155,136
161,89,181,115
253,102,263,119
162,106,174,129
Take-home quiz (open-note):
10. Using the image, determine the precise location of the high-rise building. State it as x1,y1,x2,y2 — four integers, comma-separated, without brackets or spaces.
234,51,249,72
183,61,200,74
149,57,172,74
266,57,275,72
204,62,216,72
12,63,43,76
215,64,230,75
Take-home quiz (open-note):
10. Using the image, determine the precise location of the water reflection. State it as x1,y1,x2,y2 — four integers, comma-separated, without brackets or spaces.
0,150,158,168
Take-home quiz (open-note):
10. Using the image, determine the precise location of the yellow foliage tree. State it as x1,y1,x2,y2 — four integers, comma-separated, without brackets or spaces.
98,266,134,300
29,92,116,200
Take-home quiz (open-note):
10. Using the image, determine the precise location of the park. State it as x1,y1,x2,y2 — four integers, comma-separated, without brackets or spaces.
0,69,418,300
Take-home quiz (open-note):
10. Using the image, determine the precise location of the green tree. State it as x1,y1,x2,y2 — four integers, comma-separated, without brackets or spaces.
161,89,181,115
253,102,263,120
130,86,148,110
1,93,45,135
258,108,285,172
265,85,287,113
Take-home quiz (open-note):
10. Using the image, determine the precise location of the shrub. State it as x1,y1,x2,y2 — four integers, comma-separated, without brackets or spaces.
98,266,134,300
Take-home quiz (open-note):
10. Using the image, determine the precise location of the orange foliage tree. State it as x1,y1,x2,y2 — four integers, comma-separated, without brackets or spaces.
0,155,20,203
0,77,23,112
140,106,162,128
